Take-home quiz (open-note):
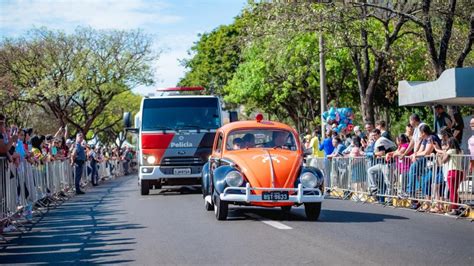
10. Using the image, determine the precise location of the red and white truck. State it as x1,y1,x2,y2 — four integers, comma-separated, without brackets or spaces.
124,87,237,195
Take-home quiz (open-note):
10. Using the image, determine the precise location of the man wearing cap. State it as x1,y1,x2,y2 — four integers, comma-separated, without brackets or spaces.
71,133,86,194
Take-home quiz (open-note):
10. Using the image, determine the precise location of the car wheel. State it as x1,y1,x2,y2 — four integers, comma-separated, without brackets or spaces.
214,193,228,220
304,202,321,221
141,180,150,195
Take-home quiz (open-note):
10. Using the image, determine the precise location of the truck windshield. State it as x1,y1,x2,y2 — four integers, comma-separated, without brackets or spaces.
142,98,221,131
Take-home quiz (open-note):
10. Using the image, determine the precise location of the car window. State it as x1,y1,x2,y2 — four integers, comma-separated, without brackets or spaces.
227,129,297,151
215,133,223,153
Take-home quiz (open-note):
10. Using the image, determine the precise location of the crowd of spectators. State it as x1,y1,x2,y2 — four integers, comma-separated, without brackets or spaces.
0,113,136,194
302,107,474,216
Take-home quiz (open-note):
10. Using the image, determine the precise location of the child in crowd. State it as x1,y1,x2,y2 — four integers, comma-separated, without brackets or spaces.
439,138,465,216
432,129,452,213
386,134,411,196
349,136,365,193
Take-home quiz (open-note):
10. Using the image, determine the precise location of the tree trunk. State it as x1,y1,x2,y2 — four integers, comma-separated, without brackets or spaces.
360,94,375,125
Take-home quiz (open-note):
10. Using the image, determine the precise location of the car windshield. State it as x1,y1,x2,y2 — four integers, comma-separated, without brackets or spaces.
226,129,297,151
142,98,221,131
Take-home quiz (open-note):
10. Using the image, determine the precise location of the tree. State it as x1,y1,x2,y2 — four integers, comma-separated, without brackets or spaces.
94,90,141,147
0,27,157,137
362,0,474,77
224,32,358,132
179,19,245,97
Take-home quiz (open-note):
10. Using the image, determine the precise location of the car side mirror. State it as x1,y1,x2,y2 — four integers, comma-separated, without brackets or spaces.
123,112,139,133
123,112,132,128
229,111,238,123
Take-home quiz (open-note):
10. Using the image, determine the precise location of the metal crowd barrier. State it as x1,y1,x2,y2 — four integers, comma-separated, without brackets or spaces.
0,158,127,241
307,154,473,217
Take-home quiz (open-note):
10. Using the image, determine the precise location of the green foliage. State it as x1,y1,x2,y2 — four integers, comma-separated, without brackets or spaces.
94,90,142,146
0,27,156,138
179,19,245,99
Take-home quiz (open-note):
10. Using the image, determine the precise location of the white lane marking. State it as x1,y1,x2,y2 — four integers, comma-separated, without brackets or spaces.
245,213,292,230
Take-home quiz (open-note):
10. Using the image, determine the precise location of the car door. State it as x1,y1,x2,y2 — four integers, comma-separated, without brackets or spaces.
210,131,224,170
209,131,224,191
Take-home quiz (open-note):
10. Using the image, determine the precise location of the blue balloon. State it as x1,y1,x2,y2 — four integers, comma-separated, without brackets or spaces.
322,112,329,120
344,108,353,117
329,107,336,116
336,124,344,133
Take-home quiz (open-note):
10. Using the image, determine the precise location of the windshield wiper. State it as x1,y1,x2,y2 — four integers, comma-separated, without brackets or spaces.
177,125,202,132
147,126,176,131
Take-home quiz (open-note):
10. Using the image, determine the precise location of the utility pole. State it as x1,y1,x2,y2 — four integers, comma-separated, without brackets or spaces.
319,33,327,135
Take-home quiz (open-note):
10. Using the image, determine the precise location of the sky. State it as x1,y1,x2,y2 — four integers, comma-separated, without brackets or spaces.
0,0,247,95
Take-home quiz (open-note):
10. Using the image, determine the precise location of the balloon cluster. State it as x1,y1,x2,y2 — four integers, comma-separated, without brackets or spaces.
322,107,355,134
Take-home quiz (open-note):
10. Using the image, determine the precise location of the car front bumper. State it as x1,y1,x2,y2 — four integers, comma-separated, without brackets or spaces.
220,183,324,204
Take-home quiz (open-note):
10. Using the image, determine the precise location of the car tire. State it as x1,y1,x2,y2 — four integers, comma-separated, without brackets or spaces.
214,194,228,220
304,202,321,221
141,180,150,195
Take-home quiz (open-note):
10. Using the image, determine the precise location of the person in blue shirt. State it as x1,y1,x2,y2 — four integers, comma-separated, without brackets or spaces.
71,133,86,194
319,131,335,156
16,129,27,160
327,137,346,192
319,131,335,189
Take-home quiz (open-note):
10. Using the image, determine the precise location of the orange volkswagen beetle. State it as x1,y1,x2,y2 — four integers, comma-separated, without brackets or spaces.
201,115,325,220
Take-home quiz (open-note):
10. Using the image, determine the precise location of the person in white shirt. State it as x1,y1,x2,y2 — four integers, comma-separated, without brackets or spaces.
367,129,397,195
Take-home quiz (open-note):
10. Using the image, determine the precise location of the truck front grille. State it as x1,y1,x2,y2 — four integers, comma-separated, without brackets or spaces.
161,157,204,166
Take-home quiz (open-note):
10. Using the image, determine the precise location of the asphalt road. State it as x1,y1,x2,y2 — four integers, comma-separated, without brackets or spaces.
1,175,473,265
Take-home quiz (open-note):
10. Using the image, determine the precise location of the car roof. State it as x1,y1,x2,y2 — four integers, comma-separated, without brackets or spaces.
219,120,297,133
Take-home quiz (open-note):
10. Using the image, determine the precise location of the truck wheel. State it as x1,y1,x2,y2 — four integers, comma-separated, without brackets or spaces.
141,180,150,195
214,194,228,220
304,202,321,221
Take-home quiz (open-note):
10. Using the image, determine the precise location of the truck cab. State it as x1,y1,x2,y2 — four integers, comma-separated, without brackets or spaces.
124,87,236,195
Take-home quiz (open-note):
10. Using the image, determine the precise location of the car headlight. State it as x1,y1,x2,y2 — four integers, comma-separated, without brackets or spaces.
225,171,244,187
146,155,156,164
300,172,318,188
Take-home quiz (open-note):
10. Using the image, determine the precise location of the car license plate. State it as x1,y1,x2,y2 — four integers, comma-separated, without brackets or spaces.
262,191,289,201
173,168,191,175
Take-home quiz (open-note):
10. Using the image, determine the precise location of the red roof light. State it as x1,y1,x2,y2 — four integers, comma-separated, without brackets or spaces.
156,87,204,92
256,113,264,122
